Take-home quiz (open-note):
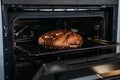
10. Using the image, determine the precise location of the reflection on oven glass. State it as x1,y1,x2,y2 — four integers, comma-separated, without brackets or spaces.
70,75,100,80
92,64,118,74
92,64,120,78
97,70,120,78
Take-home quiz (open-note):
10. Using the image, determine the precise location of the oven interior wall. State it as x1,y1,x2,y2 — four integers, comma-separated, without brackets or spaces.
14,17,104,42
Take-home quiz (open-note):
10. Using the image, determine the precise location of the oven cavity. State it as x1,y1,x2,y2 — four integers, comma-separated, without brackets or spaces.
13,16,117,61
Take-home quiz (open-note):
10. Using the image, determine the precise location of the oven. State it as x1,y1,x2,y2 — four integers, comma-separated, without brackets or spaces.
2,0,120,80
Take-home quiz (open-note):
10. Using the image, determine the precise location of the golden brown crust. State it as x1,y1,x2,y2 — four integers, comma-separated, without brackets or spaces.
38,30,83,49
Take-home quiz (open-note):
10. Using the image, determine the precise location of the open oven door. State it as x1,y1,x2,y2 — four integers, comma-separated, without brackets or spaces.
33,53,120,80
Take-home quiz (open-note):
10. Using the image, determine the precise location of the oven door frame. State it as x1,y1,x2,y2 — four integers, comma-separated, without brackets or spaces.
0,0,5,80
1,3,119,80
117,0,120,53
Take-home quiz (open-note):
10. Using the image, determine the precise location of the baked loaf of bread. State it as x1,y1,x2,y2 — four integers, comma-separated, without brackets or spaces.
38,30,83,49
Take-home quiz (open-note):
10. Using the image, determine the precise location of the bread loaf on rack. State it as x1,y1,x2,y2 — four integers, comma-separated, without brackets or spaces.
38,30,83,49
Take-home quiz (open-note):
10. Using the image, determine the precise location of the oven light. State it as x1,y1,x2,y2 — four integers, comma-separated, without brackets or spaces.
23,8,38,11
78,8,100,11
66,9,77,11
54,9,66,11
39,9,53,11
78,9,89,11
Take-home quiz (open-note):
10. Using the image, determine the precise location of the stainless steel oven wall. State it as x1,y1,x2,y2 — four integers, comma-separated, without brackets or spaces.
0,0,4,80
117,0,120,53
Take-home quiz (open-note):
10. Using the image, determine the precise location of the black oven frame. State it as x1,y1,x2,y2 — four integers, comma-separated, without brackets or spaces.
2,0,119,80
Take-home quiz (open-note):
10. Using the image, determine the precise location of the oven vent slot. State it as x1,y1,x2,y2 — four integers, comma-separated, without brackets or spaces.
22,8,100,12
9,5,112,12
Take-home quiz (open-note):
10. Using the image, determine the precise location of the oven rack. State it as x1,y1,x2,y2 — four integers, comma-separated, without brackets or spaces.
30,43,118,56
14,39,119,58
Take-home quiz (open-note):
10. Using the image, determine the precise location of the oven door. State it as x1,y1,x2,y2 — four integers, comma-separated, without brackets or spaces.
33,53,120,80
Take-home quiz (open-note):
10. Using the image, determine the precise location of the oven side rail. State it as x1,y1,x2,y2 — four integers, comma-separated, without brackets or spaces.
117,0,120,53
0,0,5,80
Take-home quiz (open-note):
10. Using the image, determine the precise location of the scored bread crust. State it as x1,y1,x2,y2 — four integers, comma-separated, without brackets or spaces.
38,30,83,49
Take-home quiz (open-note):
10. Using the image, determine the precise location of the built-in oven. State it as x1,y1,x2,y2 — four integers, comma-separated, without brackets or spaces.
2,0,120,80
